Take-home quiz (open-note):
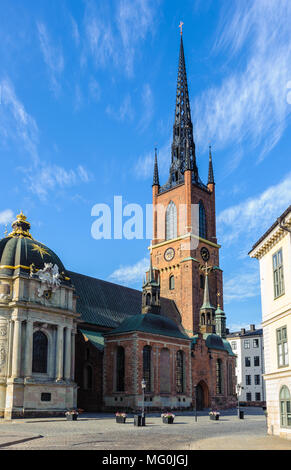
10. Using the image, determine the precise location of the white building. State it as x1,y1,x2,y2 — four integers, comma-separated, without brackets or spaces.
227,325,265,405
249,205,291,440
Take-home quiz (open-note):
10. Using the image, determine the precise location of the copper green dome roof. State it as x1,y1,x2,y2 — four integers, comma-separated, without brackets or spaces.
0,212,67,278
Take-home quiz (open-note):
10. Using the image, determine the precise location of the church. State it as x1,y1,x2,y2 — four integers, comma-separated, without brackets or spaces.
0,34,236,419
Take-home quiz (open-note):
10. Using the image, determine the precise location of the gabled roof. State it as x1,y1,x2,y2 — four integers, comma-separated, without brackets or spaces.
249,205,291,256
68,271,141,329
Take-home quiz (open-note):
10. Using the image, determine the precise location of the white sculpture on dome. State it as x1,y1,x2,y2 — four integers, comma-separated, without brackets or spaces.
35,263,61,297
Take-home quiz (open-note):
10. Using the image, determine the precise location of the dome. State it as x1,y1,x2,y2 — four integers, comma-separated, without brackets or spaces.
204,333,226,352
0,212,67,279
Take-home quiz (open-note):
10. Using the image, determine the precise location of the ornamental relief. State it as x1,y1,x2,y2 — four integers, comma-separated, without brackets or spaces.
0,342,7,369
0,326,7,338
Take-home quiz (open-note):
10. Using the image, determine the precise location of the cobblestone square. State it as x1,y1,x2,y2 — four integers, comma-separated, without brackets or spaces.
0,408,290,451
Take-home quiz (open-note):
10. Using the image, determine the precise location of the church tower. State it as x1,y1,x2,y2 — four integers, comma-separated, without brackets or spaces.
151,31,223,336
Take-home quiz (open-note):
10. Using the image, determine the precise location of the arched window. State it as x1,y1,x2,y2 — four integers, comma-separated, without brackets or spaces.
143,346,152,392
216,359,223,395
84,364,93,390
165,201,177,240
176,350,184,393
228,363,233,395
146,293,151,306
169,275,175,290
160,348,171,393
280,386,291,428
199,201,207,239
32,331,48,373
116,346,125,392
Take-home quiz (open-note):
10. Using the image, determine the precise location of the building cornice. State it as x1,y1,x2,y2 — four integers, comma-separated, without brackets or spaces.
249,208,291,259
150,233,221,251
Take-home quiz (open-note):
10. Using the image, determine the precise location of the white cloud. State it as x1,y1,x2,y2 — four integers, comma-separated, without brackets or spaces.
116,0,156,77
193,0,291,161
70,15,80,46
217,172,291,245
223,266,260,304
84,0,156,77
108,256,149,285
89,77,101,102
37,22,64,96
106,94,134,122
0,78,92,200
25,163,92,200
138,83,154,131
0,209,14,225
134,138,171,180
0,79,39,163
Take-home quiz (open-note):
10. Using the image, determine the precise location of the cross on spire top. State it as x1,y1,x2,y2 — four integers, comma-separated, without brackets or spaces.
179,21,184,36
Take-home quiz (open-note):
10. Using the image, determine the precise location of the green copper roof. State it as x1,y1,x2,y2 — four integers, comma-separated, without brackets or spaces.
180,257,199,263
203,333,228,353
68,271,181,329
105,313,190,340
0,236,67,277
80,329,104,352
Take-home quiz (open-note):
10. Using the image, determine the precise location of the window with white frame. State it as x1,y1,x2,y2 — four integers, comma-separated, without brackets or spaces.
273,248,285,298
253,338,259,348
277,326,289,367
244,340,250,349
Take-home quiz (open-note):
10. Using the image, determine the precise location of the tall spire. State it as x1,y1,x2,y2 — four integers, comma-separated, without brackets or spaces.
169,32,199,186
208,145,215,185
201,271,215,310
152,147,160,186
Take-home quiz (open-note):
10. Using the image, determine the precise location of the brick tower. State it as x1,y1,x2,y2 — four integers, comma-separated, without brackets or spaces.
151,33,223,336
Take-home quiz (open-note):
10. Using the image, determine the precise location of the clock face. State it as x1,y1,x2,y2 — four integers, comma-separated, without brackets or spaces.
164,247,175,262
200,247,210,262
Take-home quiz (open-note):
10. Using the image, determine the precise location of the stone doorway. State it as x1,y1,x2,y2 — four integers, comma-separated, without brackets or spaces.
196,381,209,410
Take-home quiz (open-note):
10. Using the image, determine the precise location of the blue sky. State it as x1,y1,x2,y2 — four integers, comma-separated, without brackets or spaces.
1,0,291,331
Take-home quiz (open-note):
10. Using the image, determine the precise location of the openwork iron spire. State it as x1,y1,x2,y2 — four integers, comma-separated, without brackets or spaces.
208,145,215,184
152,148,160,186
169,35,199,185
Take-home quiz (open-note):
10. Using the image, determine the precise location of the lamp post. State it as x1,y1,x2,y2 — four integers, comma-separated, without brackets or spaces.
237,383,244,417
141,378,146,419
194,385,198,422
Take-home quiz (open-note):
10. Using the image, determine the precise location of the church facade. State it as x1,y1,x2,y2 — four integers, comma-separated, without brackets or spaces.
0,34,236,419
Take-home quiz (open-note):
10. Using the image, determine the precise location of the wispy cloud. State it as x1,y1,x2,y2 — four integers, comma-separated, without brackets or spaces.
193,0,291,161
0,79,39,163
37,22,64,96
25,163,92,200
116,0,156,77
106,94,134,122
108,256,149,286
223,265,260,304
134,138,171,180
83,0,156,77
89,77,101,102
138,83,154,131
0,209,14,226
217,172,291,246
0,78,92,200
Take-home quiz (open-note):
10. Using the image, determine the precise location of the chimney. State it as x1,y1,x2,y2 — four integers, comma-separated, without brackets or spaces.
250,324,255,331
241,328,246,335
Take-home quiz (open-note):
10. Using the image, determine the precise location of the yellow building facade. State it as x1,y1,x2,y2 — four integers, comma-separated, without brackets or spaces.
249,206,291,439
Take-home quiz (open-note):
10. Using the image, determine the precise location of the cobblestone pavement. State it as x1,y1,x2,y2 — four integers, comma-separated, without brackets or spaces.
0,408,290,450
